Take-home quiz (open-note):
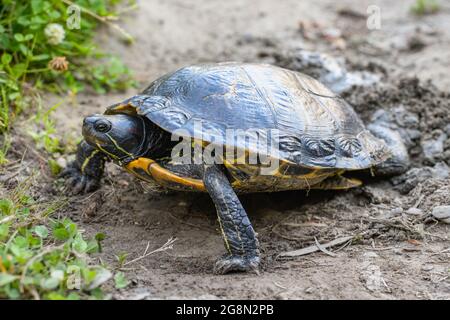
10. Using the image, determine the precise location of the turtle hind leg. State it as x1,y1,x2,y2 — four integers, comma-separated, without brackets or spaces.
203,164,260,274
367,123,410,176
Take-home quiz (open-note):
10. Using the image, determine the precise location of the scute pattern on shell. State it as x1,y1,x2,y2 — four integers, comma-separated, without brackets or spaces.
336,136,363,158
106,62,390,170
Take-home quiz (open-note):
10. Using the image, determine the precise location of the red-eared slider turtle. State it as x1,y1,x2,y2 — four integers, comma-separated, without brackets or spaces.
62,63,409,274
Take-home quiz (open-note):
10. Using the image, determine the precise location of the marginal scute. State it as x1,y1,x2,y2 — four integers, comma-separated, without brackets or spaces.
302,136,335,157
278,135,303,162
136,95,170,114
280,164,316,176
157,108,190,127
336,136,363,157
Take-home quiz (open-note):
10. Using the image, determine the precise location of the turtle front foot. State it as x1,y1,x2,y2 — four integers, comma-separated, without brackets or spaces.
60,164,101,195
214,255,260,275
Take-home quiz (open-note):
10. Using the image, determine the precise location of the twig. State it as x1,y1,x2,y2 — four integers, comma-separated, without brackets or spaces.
0,215,15,224
431,248,450,255
314,237,336,257
278,235,354,258
123,238,177,266
273,281,287,290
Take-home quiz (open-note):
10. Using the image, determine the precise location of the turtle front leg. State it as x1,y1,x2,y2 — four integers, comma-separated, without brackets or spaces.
203,164,260,274
367,123,410,176
61,141,107,194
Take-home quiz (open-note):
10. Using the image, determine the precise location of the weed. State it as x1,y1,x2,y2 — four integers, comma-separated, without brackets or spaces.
0,0,137,133
0,177,112,299
411,0,440,15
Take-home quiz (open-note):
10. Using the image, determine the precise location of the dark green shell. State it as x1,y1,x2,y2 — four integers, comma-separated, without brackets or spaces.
106,62,390,170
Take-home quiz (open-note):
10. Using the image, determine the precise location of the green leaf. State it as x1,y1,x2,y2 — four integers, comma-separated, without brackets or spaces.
86,268,112,290
31,54,50,61
14,33,24,42
41,277,60,290
0,198,14,215
34,225,49,238
1,53,12,66
0,274,17,286
48,10,61,20
95,233,106,241
24,34,34,41
48,159,62,175
114,272,129,289
19,44,29,56
0,223,10,240
31,0,44,14
72,234,88,253
17,16,30,26
53,227,69,240
11,63,27,78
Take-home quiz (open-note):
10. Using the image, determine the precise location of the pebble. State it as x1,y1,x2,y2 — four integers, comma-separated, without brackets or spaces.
405,207,423,216
445,124,450,136
56,157,67,169
390,207,404,215
422,132,448,162
432,206,450,224
421,264,434,272
304,287,314,294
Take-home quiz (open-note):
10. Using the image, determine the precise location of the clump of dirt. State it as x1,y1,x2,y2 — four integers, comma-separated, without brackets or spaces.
343,77,450,165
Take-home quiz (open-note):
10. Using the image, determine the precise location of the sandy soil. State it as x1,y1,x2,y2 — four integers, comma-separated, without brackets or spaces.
9,0,450,299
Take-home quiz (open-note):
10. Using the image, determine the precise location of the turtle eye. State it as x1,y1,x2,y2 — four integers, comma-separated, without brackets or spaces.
94,119,111,133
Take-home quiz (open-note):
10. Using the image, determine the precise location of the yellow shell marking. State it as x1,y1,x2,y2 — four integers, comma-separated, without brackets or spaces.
126,158,206,191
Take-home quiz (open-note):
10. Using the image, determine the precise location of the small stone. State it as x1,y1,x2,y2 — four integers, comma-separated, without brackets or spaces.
432,206,450,224
444,124,450,136
390,207,403,215
56,157,67,169
117,179,129,187
363,251,379,259
322,28,342,39
421,264,434,272
406,208,423,216
304,287,314,294
422,132,448,163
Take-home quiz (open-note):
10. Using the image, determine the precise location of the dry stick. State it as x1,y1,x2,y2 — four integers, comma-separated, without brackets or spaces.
123,237,177,267
314,237,336,257
278,235,354,258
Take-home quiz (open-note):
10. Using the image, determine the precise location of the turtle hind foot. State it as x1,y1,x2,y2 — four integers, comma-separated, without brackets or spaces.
214,255,260,275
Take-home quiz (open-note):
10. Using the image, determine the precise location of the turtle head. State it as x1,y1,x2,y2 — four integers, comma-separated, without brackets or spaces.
82,114,146,163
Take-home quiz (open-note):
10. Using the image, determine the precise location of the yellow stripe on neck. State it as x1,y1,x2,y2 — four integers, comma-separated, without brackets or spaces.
125,158,206,191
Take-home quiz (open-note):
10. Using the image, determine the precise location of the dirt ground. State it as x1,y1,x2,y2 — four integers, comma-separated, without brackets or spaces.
7,0,450,299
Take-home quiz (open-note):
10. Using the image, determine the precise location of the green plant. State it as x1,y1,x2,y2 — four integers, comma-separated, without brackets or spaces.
28,99,64,155
0,178,111,300
0,134,11,165
0,0,137,133
411,0,440,15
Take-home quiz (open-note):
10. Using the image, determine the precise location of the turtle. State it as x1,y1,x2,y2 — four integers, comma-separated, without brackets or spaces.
62,62,410,274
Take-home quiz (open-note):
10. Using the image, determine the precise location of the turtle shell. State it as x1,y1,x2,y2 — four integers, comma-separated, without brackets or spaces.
106,62,390,170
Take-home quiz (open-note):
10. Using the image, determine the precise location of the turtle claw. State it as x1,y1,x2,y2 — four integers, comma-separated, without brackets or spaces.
60,165,100,195
214,255,260,275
